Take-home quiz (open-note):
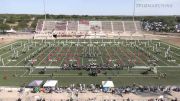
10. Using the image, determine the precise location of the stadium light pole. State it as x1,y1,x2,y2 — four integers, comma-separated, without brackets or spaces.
130,0,136,40
133,0,136,22
43,0,47,20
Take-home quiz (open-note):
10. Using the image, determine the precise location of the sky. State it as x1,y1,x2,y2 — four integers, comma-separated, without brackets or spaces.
0,0,180,16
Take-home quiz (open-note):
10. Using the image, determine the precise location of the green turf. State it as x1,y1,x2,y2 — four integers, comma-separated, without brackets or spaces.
0,68,180,86
0,39,180,87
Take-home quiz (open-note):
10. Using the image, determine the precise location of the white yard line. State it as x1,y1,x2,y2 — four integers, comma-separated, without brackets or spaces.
156,66,180,68
4,52,25,66
135,45,164,66
112,46,125,65
29,46,49,64
152,42,180,60
48,46,64,66
4,43,34,65
59,45,72,66
0,41,19,50
0,66,30,67
1,41,36,65
118,46,134,65
83,46,88,64
81,46,85,65
104,46,114,64
37,47,56,66
22,75,157,78
0,70,25,71
171,51,180,57
125,45,147,66
0,43,23,57
97,46,104,64
161,42,180,56
14,46,47,66
72,45,78,64
20,70,28,77
150,42,178,66
162,41,180,50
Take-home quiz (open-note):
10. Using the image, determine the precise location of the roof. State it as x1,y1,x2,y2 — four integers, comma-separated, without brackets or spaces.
43,80,58,87
28,80,43,87
102,81,114,88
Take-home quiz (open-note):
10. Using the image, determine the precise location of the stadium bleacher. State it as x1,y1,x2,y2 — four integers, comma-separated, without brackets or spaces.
35,20,143,39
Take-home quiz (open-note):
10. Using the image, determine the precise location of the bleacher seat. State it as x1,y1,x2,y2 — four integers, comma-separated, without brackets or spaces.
78,20,90,31
55,21,67,31
102,21,112,32
135,21,142,31
43,21,56,31
67,21,78,31
124,21,136,32
112,21,124,33
90,21,101,32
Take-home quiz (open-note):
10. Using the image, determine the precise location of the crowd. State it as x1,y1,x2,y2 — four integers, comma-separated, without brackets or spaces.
141,21,180,33
1,84,179,101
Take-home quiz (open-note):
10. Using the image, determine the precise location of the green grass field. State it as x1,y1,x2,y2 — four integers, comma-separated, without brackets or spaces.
0,39,180,87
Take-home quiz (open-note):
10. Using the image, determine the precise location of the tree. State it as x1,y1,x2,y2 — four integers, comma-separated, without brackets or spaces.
176,17,180,23
30,20,38,29
6,16,16,23
16,21,28,30
0,24,10,34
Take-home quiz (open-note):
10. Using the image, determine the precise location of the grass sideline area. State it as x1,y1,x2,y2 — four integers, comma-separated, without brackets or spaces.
0,39,180,87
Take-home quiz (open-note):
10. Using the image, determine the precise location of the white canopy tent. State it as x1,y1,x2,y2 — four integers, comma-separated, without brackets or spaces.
28,80,43,88
102,81,114,88
102,81,114,92
43,80,58,89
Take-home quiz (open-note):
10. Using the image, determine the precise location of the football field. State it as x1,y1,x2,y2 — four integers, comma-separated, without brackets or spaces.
0,39,180,86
